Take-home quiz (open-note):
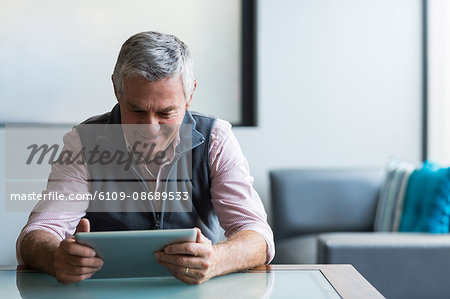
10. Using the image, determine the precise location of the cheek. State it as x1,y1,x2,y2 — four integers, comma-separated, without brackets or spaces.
159,113,184,125
122,112,146,124
172,109,187,123
162,118,179,125
120,110,135,123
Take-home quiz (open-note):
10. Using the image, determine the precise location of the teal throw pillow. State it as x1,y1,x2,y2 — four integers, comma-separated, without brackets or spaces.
399,161,450,233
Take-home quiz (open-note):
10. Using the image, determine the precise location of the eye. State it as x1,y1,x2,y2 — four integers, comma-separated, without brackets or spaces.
158,112,172,118
131,109,145,114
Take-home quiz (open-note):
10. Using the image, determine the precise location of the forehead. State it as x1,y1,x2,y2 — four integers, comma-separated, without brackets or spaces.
121,75,185,106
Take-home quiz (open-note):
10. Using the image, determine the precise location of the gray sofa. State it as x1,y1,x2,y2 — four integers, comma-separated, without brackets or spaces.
270,169,450,299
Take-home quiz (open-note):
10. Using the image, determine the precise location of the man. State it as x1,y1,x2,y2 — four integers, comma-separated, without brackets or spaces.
17,31,274,285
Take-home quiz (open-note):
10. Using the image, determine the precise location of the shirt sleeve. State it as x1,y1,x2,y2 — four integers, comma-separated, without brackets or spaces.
16,128,88,265
209,119,275,263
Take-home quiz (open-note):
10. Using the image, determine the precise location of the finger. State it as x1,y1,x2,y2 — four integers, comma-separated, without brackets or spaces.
155,252,204,269
66,256,103,268
62,265,100,276
60,239,96,257
75,218,90,233
163,243,193,255
158,261,203,283
164,243,212,257
56,272,94,285
195,228,211,244
168,268,200,285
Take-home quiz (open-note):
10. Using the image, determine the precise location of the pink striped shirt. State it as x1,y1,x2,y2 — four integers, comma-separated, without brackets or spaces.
16,118,274,264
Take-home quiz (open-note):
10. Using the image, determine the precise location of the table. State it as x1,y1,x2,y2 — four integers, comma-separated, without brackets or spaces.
0,264,383,298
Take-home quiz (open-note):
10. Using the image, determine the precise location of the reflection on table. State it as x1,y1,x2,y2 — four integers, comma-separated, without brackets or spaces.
0,265,381,298
6,270,340,299
15,269,273,299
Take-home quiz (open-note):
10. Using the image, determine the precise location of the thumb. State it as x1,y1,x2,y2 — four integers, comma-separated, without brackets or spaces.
195,227,211,245
75,218,90,233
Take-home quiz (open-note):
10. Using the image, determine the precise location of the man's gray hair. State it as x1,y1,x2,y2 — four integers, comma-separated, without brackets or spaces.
113,31,195,100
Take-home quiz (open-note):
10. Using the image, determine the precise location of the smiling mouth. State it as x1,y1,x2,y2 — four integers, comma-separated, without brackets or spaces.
133,131,165,141
134,131,161,140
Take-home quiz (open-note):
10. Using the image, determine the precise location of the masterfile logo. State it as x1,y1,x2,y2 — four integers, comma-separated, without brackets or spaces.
25,141,170,170
4,124,194,213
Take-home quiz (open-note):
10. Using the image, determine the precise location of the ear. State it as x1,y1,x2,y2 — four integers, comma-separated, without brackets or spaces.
112,74,120,103
185,80,197,110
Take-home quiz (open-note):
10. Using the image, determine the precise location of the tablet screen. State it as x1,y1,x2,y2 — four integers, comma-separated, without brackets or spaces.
75,228,197,278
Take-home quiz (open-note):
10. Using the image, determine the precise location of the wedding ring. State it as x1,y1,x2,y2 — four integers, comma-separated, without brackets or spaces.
185,267,190,275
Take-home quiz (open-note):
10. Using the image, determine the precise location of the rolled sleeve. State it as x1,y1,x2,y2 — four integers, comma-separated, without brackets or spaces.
209,119,275,263
16,212,84,265
16,128,88,265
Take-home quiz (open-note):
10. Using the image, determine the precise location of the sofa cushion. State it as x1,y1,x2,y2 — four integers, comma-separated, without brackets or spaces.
318,232,450,299
399,162,450,233
272,235,318,264
270,169,384,241
374,159,417,231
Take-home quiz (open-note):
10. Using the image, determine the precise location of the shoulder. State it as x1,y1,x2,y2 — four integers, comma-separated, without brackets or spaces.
211,118,232,142
79,112,111,125
189,110,232,146
75,111,112,144
189,111,232,144
208,118,241,166
62,127,83,150
190,111,217,131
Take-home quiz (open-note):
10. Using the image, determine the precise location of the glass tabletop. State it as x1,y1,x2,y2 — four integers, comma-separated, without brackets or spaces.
0,269,341,299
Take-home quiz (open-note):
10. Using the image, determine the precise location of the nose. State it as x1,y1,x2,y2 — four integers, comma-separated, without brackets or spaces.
145,115,160,137
146,123,160,137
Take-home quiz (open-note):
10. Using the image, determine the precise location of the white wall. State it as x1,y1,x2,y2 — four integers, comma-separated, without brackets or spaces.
428,0,450,165
0,0,423,265
0,0,241,124
234,0,422,213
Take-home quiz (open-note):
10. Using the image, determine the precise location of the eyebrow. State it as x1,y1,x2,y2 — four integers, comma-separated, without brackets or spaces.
127,102,178,113
127,102,146,111
159,105,178,113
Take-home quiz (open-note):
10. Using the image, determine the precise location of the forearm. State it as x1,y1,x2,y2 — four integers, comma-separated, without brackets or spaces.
20,230,60,276
212,230,267,277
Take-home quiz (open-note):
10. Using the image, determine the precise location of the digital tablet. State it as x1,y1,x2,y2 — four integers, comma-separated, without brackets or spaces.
74,228,197,279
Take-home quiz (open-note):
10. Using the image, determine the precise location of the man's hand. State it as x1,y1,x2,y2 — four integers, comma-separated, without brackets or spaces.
154,228,216,284
53,218,103,284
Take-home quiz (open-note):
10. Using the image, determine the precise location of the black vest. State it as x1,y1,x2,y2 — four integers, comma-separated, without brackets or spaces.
76,104,222,243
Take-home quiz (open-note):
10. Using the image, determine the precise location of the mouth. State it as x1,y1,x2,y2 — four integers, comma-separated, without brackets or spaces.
133,130,166,141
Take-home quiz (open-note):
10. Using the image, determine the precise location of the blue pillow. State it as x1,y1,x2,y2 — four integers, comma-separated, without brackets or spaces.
399,161,450,233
